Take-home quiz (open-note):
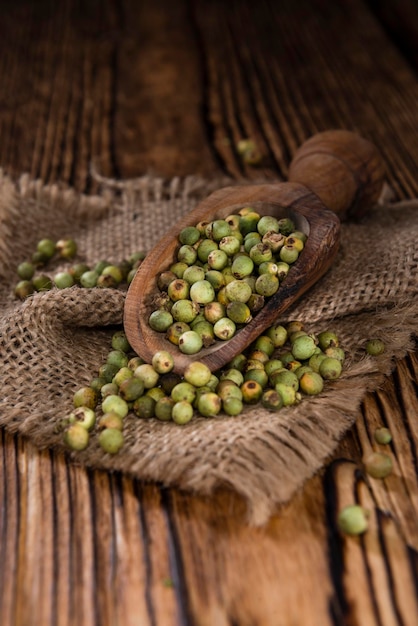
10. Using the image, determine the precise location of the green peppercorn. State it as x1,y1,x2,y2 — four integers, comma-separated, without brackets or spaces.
37,238,56,260
275,383,297,406
183,265,206,285
70,263,90,283
217,380,243,401
239,211,260,236
177,244,198,265
166,322,191,345
253,335,275,357
277,217,295,235
365,339,385,356
319,357,342,381
99,364,120,384
207,249,228,270
271,370,299,391
317,331,339,351
64,423,89,451
227,353,247,372
134,364,159,388
308,352,327,373
146,387,166,402
56,238,77,259
197,392,222,417
264,359,284,377
80,270,100,288
149,310,174,333
68,406,96,431
324,346,346,363
258,261,278,275
261,389,283,411
197,239,218,263
168,279,190,301
262,232,285,253
285,235,304,252
257,215,280,236
133,395,156,419
32,274,53,291
279,244,299,264
222,397,243,416
338,505,368,535
276,262,290,279
171,299,200,324
255,273,279,297
178,330,203,354
250,242,273,266
172,401,194,425
225,214,241,230
241,380,263,404
295,365,314,380
101,382,119,398
54,271,75,289
184,362,212,387
205,270,225,291
299,371,324,395
90,377,107,392
73,386,98,410
246,294,265,313
179,226,201,246
231,255,254,279
192,321,216,347
171,381,196,404
189,280,215,304
219,235,241,257
169,261,188,278
99,428,124,454
111,330,131,353
101,394,129,418
99,412,124,431
225,279,252,303
15,280,35,299
244,368,268,388
150,351,174,374
374,427,392,445
226,301,252,324
17,261,35,280
291,335,317,361
204,301,226,324
119,377,145,401
107,349,129,369
363,452,393,478
213,318,236,341
155,397,175,421
244,232,261,253
266,324,288,347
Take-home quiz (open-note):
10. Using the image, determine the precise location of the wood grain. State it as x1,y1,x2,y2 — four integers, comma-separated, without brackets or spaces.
0,1,417,624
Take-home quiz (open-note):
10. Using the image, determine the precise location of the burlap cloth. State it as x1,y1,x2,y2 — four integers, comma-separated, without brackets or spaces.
0,170,417,525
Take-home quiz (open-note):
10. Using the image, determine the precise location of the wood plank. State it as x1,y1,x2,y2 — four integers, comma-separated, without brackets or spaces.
0,1,417,625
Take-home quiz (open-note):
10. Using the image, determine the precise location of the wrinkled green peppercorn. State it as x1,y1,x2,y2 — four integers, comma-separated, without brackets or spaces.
365,338,385,356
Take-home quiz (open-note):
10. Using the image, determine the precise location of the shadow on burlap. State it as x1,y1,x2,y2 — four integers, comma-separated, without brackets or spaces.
0,170,417,525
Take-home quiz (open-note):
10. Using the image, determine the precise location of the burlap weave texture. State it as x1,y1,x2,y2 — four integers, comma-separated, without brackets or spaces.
0,171,417,524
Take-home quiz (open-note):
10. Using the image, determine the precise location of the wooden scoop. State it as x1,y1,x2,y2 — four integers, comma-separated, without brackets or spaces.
124,130,385,373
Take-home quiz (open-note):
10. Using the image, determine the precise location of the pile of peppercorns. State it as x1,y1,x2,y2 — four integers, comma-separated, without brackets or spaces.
63,320,349,455
148,208,307,355
14,237,146,298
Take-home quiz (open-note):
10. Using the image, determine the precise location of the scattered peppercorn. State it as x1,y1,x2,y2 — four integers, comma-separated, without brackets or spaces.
365,338,385,356
338,505,369,535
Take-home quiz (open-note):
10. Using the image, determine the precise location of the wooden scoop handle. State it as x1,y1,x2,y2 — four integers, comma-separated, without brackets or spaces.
124,130,385,373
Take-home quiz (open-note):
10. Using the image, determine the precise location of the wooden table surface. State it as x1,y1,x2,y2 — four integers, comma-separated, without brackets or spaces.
1,1,417,624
